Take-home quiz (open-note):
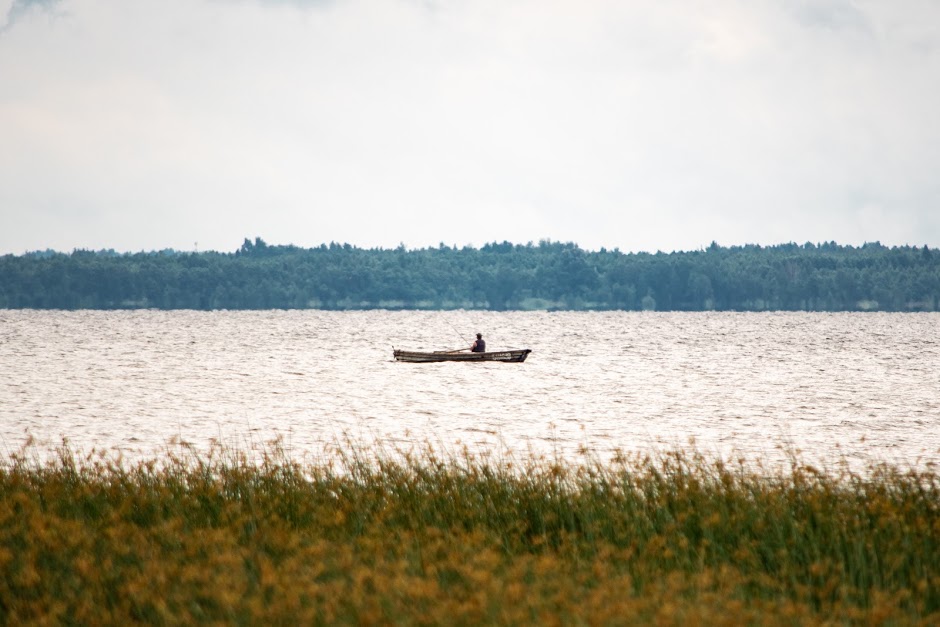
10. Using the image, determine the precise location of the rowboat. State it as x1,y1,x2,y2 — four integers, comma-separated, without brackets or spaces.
393,348,532,363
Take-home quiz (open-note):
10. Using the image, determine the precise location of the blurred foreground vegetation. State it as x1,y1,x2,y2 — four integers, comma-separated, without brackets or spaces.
2,239,939,310
1,441,938,624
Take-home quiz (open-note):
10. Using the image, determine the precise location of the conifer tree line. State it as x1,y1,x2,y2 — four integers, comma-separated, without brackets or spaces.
1,239,938,311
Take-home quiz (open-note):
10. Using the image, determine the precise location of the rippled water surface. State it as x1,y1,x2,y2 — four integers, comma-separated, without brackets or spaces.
2,310,938,467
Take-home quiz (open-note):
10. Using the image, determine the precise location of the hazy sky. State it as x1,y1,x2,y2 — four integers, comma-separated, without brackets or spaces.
1,0,938,254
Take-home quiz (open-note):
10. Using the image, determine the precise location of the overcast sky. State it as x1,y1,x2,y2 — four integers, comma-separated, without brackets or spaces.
1,0,938,254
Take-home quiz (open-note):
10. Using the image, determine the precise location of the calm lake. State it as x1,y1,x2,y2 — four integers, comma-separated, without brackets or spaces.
1,310,938,468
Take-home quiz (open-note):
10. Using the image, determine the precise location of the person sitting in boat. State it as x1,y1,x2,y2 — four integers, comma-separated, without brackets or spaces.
471,333,486,352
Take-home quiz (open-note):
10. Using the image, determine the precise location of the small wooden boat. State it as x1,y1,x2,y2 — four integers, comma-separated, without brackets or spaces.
393,348,532,363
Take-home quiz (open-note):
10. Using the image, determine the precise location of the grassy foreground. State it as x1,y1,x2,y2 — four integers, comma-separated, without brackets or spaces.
1,441,938,625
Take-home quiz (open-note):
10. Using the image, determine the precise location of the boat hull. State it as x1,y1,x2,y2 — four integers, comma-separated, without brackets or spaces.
393,349,532,363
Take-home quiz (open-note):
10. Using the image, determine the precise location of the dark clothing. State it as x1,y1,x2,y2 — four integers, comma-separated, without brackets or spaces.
471,339,486,352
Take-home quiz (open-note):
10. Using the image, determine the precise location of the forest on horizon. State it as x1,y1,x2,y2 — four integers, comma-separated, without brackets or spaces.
1,239,938,312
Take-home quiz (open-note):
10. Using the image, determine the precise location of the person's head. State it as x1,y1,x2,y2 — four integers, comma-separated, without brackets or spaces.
476,333,482,339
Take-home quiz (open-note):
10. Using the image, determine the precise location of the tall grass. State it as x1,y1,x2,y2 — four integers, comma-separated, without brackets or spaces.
1,439,938,624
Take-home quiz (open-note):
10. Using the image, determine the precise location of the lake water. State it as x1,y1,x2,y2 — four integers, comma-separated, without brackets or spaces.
1,310,938,469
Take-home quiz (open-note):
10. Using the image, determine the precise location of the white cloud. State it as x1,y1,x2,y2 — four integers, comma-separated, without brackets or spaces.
1,0,939,253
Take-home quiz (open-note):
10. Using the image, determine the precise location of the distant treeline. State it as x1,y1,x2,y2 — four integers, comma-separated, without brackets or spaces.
1,239,939,311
